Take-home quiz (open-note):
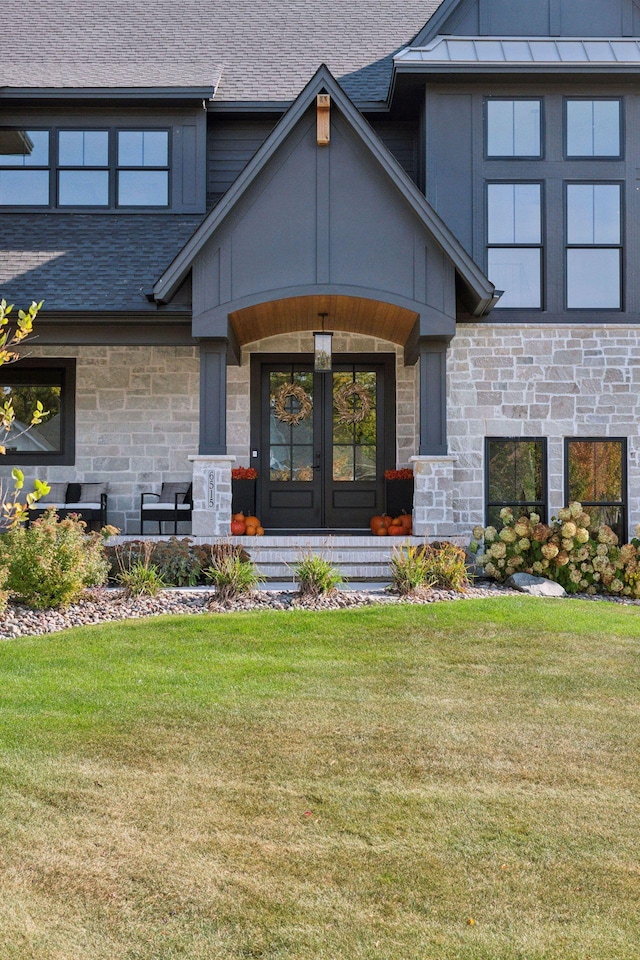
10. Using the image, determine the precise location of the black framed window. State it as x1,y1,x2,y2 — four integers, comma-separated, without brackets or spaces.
0,127,169,208
0,129,49,205
1,359,75,466
117,130,169,207
566,182,622,309
57,130,109,206
485,438,547,527
565,99,621,158
565,438,626,543
485,99,542,158
487,182,542,309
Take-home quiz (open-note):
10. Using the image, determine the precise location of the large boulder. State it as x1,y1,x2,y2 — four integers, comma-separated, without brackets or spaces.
506,573,567,598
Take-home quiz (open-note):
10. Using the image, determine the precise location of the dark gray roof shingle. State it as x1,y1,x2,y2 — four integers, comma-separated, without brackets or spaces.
0,214,202,311
1,1,444,103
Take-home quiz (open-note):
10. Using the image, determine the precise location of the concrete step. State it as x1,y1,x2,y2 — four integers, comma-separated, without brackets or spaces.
115,534,425,581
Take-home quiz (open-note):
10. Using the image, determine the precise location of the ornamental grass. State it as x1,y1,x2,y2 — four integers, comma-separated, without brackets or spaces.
470,501,640,597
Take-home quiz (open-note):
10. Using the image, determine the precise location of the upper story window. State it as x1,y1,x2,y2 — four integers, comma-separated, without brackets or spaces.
0,129,50,205
117,131,169,206
565,100,621,158
485,100,542,158
0,128,170,208
566,182,622,309
487,182,542,309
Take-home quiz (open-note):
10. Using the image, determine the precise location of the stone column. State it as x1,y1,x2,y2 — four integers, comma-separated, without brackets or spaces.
188,454,235,537
410,454,458,539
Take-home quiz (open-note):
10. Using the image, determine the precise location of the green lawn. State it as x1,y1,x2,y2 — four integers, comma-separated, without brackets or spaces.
1,598,639,959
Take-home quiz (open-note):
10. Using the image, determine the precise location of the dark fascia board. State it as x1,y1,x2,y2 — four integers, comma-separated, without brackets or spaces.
394,62,640,78
154,63,494,315
208,98,390,114
0,86,214,105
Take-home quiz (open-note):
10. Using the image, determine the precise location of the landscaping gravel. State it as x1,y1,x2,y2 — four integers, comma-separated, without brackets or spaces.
0,582,518,639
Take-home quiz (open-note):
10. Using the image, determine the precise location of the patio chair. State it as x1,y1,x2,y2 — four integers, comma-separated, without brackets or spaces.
28,481,109,529
140,482,193,535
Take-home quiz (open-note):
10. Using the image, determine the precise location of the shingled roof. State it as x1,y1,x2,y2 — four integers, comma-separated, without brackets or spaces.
1,1,444,104
0,215,202,312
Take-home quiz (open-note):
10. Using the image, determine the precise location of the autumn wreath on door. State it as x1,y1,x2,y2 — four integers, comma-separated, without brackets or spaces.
273,382,312,425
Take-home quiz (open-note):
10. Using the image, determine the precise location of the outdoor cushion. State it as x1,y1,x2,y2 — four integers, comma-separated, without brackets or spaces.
159,482,191,504
142,501,191,511
78,483,107,502
64,502,102,510
38,482,68,503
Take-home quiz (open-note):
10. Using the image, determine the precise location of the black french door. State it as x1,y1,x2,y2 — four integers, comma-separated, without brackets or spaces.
251,355,395,530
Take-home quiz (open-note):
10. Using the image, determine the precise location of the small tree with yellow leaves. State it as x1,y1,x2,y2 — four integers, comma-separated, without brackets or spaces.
0,299,50,526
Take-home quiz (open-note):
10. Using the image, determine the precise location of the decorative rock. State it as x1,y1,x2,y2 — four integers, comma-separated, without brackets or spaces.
506,573,567,598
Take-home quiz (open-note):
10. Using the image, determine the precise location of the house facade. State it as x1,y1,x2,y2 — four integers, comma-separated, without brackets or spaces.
1,0,639,540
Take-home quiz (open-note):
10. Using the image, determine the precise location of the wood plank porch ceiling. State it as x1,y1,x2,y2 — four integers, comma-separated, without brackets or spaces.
229,295,418,347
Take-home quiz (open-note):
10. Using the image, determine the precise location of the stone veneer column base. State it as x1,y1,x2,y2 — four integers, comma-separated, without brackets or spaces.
188,455,235,537
410,455,458,539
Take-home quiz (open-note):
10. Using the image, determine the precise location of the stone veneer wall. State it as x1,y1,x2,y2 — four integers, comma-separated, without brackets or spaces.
1,345,199,534
226,331,419,468
449,324,640,540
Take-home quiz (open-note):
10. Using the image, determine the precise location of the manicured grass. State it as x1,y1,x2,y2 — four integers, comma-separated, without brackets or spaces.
1,598,639,959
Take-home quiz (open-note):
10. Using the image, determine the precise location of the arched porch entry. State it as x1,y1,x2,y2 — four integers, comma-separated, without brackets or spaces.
233,294,416,530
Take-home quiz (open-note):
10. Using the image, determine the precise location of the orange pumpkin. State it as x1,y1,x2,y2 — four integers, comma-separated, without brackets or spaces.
370,516,388,535
256,526,265,536
387,524,404,536
395,514,412,530
232,512,245,522
230,519,246,535
245,523,257,536
244,515,260,527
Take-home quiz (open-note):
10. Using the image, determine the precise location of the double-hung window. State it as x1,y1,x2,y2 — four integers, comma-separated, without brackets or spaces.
58,130,109,206
0,129,49,205
487,183,542,309
566,183,622,309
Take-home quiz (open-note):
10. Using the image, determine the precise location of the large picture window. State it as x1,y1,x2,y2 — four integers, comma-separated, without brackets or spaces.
0,127,170,208
565,438,626,543
485,438,547,527
487,182,542,309
1,359,75,465
566,182,622,309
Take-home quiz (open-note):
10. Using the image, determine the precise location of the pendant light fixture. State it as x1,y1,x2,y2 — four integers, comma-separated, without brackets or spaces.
314,312,333,372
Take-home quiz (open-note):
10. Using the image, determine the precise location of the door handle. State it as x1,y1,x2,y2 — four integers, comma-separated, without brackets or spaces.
314,451,321,470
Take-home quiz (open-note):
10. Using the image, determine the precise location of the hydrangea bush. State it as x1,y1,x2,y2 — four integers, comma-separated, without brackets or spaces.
469,502,640,597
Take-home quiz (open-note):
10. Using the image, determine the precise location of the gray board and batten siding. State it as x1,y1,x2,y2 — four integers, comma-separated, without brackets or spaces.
424,80,640,324
193,105,456,339
415,0,640,43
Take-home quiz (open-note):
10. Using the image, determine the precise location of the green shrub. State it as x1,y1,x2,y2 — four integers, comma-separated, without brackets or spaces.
421,541,471,592
105,538,250,586
114,542,166,598
470,502,640,597
293,552,343,597
204,543,264,602
0,509,110,609
389,543,436,596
